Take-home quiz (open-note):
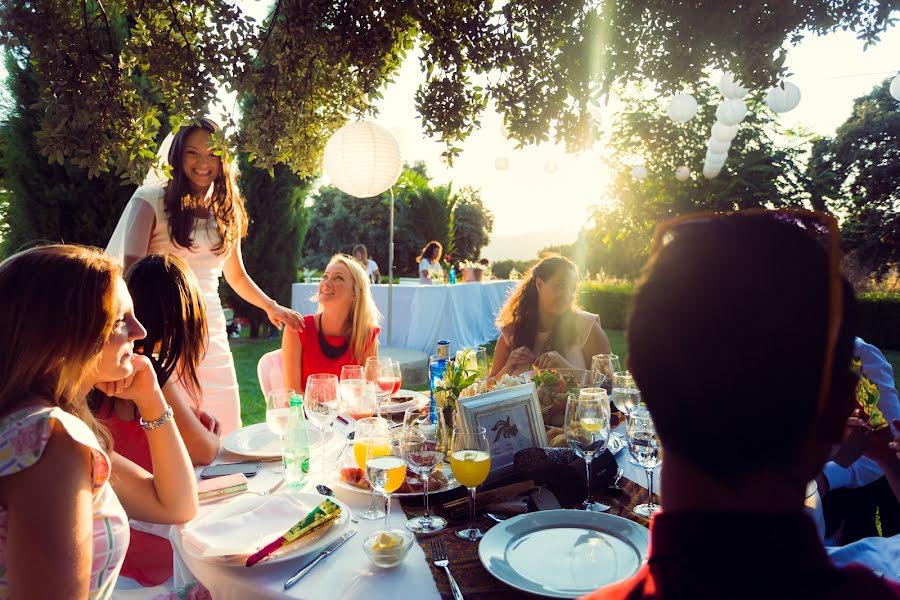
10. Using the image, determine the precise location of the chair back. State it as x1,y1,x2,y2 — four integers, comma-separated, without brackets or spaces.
257,349,285,398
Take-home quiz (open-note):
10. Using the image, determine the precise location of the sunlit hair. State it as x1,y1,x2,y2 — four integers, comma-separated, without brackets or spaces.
495,254,579,354
416,241,442,264
319,254,382,362
164,117,248,255
126,254,208,409
0,245,118,449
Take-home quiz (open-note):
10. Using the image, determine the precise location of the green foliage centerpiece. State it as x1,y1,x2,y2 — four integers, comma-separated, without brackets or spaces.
434,350,479,429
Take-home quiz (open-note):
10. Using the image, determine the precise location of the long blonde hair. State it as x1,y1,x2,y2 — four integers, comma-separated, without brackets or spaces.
320,254,381,361
0,245,119,448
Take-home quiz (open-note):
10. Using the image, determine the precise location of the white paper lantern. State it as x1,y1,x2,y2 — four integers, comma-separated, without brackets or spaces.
323,121,402,198
667,93,699,123
890,73,900,101
711,122,739,142
675,166,691,181
494,157,510,171
716,100,748,127
631,165,648,181
544,160,559,174
706,155,727,169
703,165,722,179
719,72,750,100
766,81,801,113
707,137,731,154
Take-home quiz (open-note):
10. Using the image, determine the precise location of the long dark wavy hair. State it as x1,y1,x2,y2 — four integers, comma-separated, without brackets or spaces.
495,254,579,353
126,254,208,408
416,241,443,264
164,118,248,255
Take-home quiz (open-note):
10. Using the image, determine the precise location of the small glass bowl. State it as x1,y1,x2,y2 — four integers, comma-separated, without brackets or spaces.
362,529,415,568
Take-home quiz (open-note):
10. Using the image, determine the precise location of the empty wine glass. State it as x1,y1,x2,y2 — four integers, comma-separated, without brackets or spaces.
304,373,339,474
449,426,491,541
344,380,377,421
400,406,448,534
565,389,611,511
354,417,392,520
612,371,641,463
266,388,294,472
591,354,622,394
627,406,662,518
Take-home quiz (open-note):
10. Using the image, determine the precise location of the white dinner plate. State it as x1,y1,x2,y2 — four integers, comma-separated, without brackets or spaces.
181,490,350,566
479,509,649,598
222,422,322,459
379,389,430,414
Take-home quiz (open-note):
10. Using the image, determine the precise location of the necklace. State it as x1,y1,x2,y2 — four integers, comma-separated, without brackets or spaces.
317,316,350,359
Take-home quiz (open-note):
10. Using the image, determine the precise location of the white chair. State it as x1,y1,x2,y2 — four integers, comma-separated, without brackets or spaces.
257,349,285,398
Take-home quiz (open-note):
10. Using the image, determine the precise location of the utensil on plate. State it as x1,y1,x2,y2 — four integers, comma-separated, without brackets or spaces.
431,538,464,600
607,468,624,492
315,485,358,523
485,512,510,523
283,529,357,590
201,477,286,505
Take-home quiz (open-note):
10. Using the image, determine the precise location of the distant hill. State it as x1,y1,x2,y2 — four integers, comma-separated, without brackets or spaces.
481,228,576,261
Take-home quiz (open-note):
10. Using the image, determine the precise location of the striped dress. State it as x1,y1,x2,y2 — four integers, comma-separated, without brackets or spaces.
0,406,129,599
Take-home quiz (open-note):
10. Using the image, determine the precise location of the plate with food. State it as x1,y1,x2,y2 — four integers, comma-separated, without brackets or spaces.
380,389,430,414
523,369,601,427
334,459,461,497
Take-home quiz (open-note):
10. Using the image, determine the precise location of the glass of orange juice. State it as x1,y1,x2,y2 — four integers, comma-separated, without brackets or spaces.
366,434,405,531
354,417,392,520
449,426,491,541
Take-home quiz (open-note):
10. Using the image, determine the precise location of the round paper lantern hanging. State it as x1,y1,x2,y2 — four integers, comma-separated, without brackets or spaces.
703,165,721,179
766,81,801,113
719,72,750,100
494,157,510,171
716,99,748,127
707,137,731,154
631,165,648,181
711,122,739,142
667,93,699,123
890,73,900,101
705,154,727,169
675,166,691,181
323,121,402,198
544,160,559,174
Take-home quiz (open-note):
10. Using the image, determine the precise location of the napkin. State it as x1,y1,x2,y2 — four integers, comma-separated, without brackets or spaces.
182,493,336,559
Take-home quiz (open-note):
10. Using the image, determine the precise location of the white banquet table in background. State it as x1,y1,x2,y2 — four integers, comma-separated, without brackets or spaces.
291,280,518,353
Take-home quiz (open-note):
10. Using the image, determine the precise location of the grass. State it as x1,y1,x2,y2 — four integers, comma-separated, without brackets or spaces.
231,328,897,427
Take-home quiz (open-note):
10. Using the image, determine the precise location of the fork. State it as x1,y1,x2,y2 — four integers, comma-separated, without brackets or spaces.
431,538,464,600
202,477,286,505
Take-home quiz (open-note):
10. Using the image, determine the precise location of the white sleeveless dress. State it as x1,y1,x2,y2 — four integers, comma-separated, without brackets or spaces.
107,185,242,435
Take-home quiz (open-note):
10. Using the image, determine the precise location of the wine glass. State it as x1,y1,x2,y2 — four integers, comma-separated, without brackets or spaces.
343,380,377,421
591,354,622,394
565,389,611,511
366,356,401,417
400,406,448,534
366,432,405,531
449,426,491,541
612,371,641,462
627,406,662,518
353,417,392,520
266,389,294,472
304,373,339,474
340,364,364,382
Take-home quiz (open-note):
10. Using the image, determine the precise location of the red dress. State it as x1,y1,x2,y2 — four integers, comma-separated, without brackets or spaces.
95,401,174,586
297,314,380,391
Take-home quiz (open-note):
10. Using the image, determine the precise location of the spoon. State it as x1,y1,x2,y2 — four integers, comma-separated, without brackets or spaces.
607,467,625,492
316,484,359,523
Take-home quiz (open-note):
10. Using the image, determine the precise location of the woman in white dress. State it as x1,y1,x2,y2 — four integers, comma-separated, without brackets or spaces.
416,240,443,284
107,118,302,435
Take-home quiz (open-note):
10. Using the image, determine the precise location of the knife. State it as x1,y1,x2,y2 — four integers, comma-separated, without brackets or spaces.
284,530,357,590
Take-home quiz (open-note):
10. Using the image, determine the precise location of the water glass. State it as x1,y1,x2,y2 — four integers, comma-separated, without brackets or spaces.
626,406,662,518
304,373,339,472
400,406,448,534
591,354,622,393
565,390,611,511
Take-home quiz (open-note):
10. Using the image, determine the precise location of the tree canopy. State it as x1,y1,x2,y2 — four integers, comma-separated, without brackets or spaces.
1,1,894,181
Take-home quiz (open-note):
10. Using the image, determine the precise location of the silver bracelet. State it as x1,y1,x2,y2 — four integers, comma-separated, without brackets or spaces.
140,404,174,431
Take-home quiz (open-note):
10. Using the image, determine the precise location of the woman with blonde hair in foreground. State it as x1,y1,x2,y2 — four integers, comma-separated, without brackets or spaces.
0,245,197,599
283,254,381,392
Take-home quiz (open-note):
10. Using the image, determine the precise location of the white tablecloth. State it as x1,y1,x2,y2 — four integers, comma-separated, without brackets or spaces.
291,281,518,353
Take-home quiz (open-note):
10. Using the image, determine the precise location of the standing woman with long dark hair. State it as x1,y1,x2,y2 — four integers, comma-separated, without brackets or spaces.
107,118,302,435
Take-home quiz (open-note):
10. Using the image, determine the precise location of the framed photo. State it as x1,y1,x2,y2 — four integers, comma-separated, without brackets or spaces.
456,382,548,483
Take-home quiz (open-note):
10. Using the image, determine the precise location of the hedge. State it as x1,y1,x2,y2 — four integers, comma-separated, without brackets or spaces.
577,283,900,351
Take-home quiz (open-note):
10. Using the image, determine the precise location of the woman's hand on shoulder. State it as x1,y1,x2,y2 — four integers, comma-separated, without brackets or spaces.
266,302,304,331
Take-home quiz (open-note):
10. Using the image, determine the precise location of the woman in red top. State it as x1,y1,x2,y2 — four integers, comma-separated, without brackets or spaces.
283,254,381,392
92,254,220,586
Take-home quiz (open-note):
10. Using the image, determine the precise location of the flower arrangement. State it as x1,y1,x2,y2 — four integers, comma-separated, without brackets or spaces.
426,267,446,284
457,259,484,270
434,349,478,425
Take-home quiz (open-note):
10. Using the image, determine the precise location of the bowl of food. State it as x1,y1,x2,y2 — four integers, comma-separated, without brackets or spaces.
522,369,603,427
362,529,415,568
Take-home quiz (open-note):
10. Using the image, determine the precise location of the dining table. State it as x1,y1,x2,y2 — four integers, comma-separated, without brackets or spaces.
166,415,825,600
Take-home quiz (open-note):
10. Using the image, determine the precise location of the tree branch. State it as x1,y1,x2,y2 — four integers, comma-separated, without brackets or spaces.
166,0,197,71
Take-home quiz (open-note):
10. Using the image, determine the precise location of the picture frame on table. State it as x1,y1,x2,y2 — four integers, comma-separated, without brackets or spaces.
456,382,548,484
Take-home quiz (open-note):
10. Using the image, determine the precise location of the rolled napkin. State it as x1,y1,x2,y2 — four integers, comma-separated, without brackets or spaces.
245,499,342,566
182,493,340,561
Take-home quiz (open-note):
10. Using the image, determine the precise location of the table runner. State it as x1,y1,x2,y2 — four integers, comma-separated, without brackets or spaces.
401,478,658,599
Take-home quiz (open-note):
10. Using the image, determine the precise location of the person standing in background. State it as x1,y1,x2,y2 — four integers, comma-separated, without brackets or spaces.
416,240,443,285
353,244,381,284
